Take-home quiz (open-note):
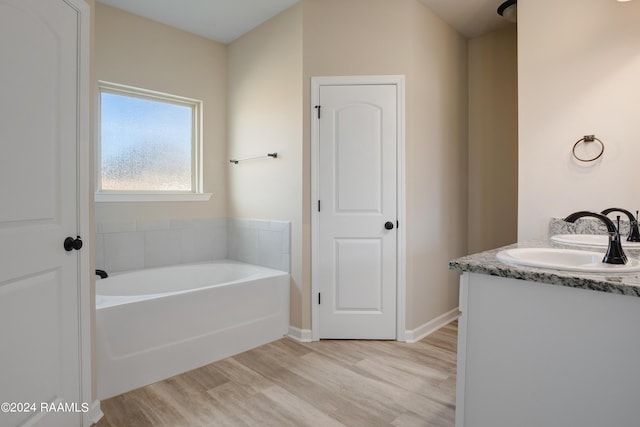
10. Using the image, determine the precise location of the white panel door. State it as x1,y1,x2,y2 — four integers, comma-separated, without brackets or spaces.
318,84,397,339
0,1,86,426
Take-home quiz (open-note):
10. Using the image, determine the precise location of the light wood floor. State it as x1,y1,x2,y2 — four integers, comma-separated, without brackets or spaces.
95,321,457,427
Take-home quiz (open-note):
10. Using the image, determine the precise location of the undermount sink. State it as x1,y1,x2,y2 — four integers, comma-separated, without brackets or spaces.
551,234,640,249
496,247,640,273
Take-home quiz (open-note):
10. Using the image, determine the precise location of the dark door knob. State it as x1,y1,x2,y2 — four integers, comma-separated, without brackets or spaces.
384,221,394,230
64,236,83,252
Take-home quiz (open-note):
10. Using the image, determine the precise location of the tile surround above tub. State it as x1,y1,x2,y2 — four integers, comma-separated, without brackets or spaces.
95,218,290,274
227,219,290,273
96,218,227,273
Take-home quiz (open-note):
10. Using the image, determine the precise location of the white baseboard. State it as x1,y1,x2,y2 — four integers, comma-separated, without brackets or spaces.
86,400,103,426
404,307,459,343
288,310,458,344
287,325,313,342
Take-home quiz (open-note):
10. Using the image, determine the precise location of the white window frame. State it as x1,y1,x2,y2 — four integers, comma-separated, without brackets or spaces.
95,81,210,202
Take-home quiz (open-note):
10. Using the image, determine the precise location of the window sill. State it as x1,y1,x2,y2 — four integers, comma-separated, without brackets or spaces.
95,193,212,203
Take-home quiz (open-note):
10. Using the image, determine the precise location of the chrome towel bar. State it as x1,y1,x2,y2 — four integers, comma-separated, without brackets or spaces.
229,153,278,164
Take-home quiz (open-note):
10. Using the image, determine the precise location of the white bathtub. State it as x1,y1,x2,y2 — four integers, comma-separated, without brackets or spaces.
96,260,290,399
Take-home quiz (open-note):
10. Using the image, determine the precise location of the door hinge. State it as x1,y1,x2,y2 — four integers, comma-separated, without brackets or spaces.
318,200,321,212
314,105,321,119
318,293,321,304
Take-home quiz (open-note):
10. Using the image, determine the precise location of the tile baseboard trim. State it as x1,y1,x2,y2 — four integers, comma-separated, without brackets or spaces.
404,307,459,343
287,326,313,343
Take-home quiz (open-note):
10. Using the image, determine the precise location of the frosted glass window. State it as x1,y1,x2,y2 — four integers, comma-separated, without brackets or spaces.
98,82,202,193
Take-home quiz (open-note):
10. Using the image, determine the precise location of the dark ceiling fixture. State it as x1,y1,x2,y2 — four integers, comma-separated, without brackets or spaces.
497,0,517,23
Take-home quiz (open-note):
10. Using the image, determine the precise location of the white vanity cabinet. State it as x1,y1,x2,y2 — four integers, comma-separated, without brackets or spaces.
455,271,640,427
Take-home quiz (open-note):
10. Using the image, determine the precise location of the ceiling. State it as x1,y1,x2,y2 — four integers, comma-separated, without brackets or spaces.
96,0,514,44
419,0,513,38
96,0,300,44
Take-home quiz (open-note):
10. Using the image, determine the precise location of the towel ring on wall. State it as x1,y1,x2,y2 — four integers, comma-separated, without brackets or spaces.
572,135,604,162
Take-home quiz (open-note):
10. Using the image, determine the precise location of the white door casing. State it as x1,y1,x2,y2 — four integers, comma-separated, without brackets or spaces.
311,76,406,341
0,0,92,426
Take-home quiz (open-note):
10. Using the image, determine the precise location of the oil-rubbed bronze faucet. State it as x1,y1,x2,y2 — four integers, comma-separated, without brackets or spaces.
564,211,627,264
601,208,640,242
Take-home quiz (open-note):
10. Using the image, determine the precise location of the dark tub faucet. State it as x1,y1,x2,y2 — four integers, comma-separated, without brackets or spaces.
564,211,627,264
96,269,109,279
601,207,640,242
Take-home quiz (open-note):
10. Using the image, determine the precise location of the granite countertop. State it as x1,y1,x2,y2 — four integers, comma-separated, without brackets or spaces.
449,238,640,298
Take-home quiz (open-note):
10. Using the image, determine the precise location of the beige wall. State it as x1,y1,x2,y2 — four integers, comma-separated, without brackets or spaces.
518,0,640,240
302,0,468,331
468,26,518,253
227,4,304,327
403,0,468,331
94,0,468,334
94,3,227,223
228,0,468,332
301,0,412,332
